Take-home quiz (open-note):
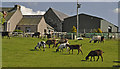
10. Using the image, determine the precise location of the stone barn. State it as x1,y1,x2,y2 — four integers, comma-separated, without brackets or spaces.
44,8,69,32
63,13,118,33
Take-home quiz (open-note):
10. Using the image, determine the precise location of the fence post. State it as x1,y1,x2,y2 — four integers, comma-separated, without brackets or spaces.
71,33,73,40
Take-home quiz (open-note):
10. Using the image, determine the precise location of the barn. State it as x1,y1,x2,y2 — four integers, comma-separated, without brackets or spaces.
62,13,118,33
44,8,69,32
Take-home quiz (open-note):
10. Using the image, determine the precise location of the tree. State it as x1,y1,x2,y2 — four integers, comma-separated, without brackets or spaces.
96,28,102,33
71,26,77,33
0,12,6,24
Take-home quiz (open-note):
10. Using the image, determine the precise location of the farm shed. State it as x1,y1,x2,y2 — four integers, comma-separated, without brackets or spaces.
62,13,118,33
44,8,69,32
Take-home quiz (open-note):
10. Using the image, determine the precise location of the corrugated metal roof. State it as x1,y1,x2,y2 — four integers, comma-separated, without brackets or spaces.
18,15,43,25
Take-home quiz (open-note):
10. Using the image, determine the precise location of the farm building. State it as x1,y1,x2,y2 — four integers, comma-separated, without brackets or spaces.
44,8,69,32
62,13,119,33
0,5,54,35
1,5,119,35
17,15,54,35
0,5,23,32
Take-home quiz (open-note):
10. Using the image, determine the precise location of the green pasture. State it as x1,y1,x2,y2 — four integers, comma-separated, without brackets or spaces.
2,37,119,67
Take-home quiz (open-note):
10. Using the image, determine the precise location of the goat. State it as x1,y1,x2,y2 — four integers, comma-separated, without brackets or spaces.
34,41,46,51
56,43,69,52
32,32,40,38
46,39,57,48
89,36,104,43
85,50,104,62
56,38,68,47
1,32,10,39
66,44,83,55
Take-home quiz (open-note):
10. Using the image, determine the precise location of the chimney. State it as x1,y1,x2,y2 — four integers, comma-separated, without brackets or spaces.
14,5,21,10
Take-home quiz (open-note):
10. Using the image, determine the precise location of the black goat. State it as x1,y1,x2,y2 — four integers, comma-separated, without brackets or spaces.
66,44,83,55
85,50,104,62
32,32,40,38
1,32,10,39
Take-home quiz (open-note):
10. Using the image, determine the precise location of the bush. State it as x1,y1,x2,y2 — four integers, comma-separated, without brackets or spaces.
14,29,23,33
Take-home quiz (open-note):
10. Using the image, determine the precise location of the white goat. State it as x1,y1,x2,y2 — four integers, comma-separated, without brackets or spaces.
56,43,69,52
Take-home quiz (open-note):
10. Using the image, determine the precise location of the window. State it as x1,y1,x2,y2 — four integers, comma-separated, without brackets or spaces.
18,27,21,30
25,27,31,32
108,26,112,32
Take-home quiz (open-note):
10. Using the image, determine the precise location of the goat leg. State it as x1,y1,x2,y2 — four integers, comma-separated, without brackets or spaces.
77,49,79,55
49,44,50,48
69,49,71,54
101,55,103,62
90,56,92,61
80,49,83,55
96,56,99,61
72,49,73,54
93,56,95,61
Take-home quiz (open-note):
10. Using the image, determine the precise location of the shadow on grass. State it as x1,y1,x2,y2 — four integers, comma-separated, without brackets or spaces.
113,61,120,67
30,49,39,51
62,53,70,55
81,60,87,61
52,51,57,53
113,61,120,63
81,60,101,62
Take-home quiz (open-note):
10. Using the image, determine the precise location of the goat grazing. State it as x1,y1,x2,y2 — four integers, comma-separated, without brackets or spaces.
89,36,104,43
32,32,40,38
66,44,83,55
34,41,46,51
56,38,68,47
85,50,104,62
1,32,10,39
56,43,69,52
46,39,56,48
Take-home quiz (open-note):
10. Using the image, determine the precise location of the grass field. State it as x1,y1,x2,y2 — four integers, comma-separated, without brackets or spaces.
2,37,119,67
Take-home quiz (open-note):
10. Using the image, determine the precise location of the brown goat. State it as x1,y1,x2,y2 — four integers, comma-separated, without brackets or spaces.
46,40,56,48
66,44,83,55
56,38,68,47
85,50,104,62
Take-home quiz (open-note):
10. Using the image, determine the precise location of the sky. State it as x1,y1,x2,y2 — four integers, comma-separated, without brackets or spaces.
1,1,120,28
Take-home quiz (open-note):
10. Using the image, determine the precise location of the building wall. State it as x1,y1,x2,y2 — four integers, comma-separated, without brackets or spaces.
44,9,62,32
7,9,23,32
17,25,37,33
100,20,118,32
62,16,76,33
37,17,47,35
63,14,101,33
79,14,101,33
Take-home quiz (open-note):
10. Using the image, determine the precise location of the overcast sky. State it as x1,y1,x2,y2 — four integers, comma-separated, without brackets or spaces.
1,1,120,27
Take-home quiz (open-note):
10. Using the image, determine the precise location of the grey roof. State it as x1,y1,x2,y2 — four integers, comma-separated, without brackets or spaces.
18,15,43,25
5,11,16,21
65,13,118,27
49,8,69,21
0,7,17,21
46,23,54,30
80,13,103,19
0,7,13,12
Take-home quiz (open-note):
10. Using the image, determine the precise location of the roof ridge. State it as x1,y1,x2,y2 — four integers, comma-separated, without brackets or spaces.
49,8,69,21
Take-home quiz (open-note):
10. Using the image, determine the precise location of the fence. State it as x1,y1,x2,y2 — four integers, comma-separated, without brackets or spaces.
8,31,120,39
64,32,120,39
